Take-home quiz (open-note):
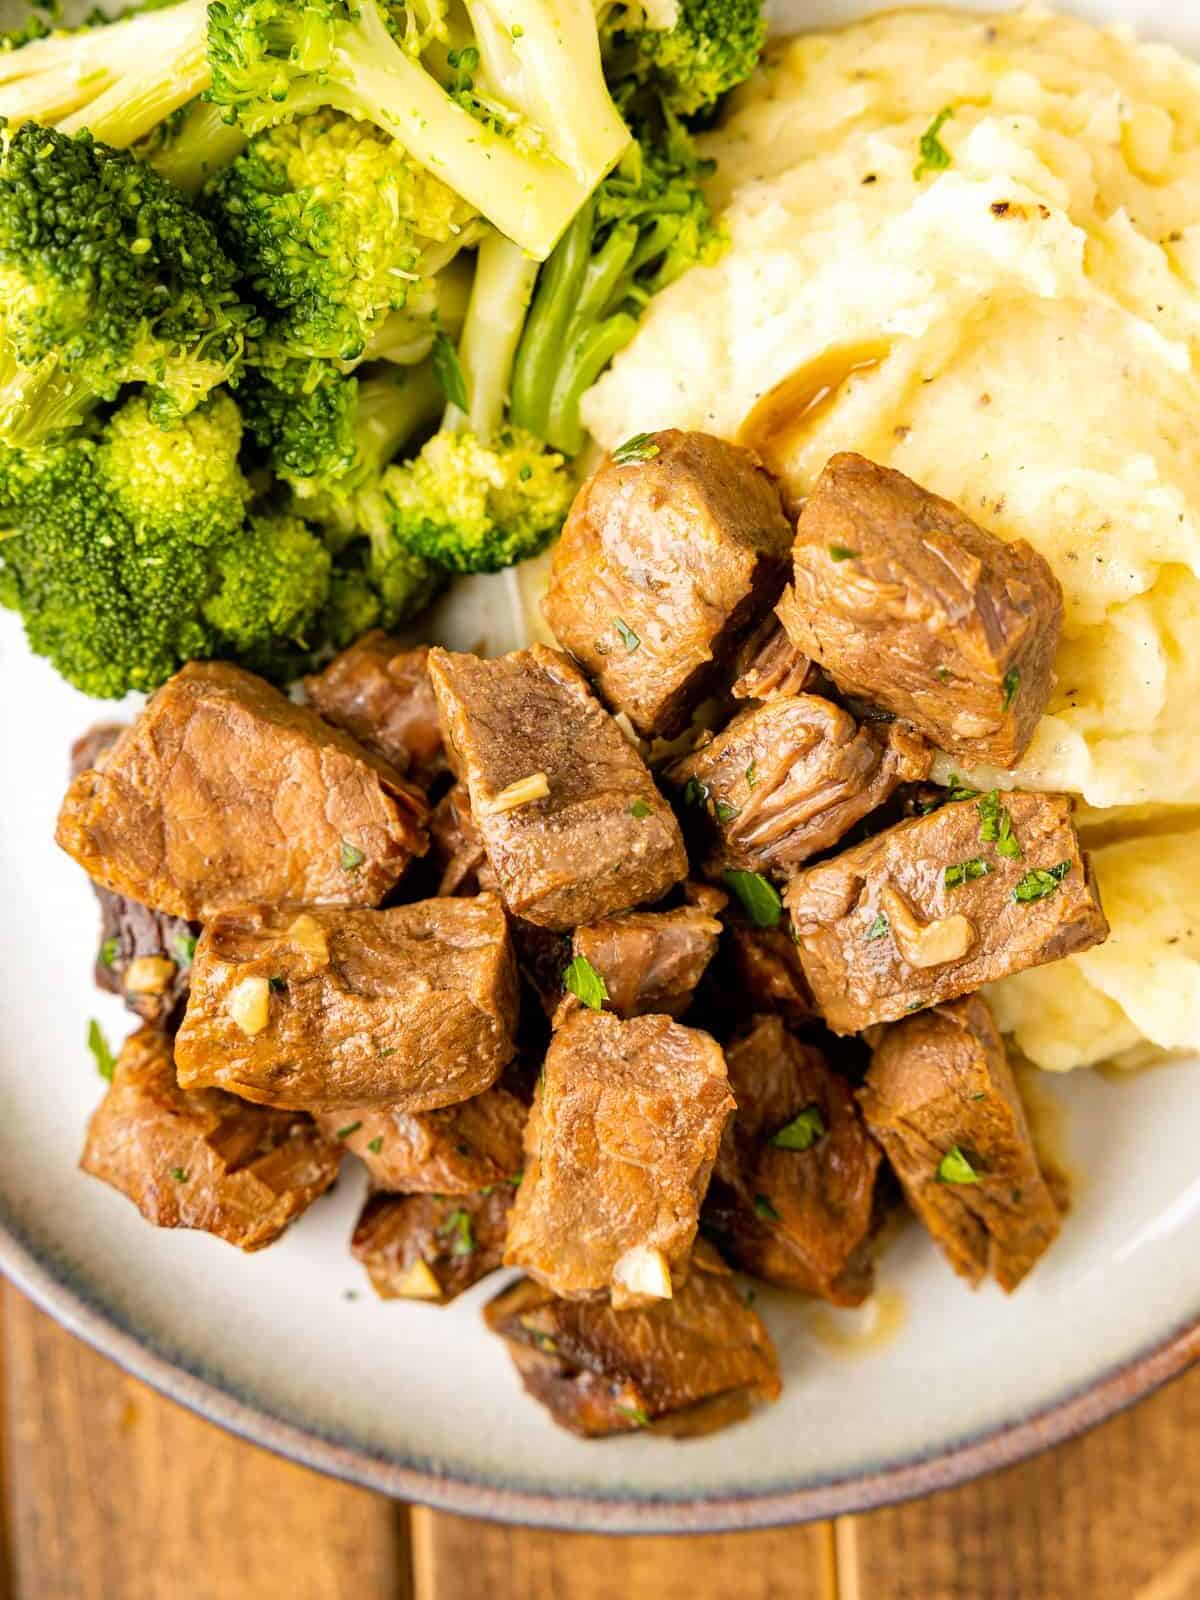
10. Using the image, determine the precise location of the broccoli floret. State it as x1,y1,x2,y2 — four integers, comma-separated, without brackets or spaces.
138,99,249,193
203,508,331,649
380,425,572,573
241,359,360,486
207,112,478,364
598,0,764,118
0,124,256,446
0,391,332,697
510,111,724,452
0,0,211,149
205,0,630,260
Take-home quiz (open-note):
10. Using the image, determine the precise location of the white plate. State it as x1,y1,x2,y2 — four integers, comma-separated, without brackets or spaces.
2,0,1199,1535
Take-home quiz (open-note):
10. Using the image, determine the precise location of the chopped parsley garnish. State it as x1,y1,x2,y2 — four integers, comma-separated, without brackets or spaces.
914,106,954,179
714,798,740,823
722,869,782,928
612,433,660,466
98,937,118,970
439,1209,476,1257
172,932,197,967
937,1145,980,1185
564,954,609,1011
865,911,890,942
977,790,1021,859
945,857,991,889
169,1167,189,1183
378,1047,397,1059
87,1019,116,1082
771,1106,826,1152
969,1092,988,1102
753,1193,781,1222
613,616,641,652
829,544,860,561
945,774,980,801
367,1137,383,1155
1002,666,1021,711
529,1330,558,1354
431,330,468,410
745,761,759,789
1013,861,1071,903
629,797,651,819
268,975,287,993
935,665,951,682
905,1001,924,1012
683,777,710,808
616,1403,651,1427
334,1121,362,1141
340,840,365,872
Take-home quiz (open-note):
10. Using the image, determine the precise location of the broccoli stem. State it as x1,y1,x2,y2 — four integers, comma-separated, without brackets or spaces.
145,100,248,193
509,199,595,440
444,230,540,439
355,364,444,480
289,0,596,261
544,310,637,454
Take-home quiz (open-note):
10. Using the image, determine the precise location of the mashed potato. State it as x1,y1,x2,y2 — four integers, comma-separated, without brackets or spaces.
584,5,1200,809
581,5,1200,1069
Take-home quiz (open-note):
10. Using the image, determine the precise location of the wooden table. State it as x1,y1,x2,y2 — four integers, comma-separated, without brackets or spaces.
3,1282,1198,1600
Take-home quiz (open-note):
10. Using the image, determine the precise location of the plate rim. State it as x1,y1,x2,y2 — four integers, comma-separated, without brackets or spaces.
3,1213,1197,1533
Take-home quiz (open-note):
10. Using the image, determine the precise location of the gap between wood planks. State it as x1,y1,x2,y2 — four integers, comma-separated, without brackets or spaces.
4,1283,1200,1600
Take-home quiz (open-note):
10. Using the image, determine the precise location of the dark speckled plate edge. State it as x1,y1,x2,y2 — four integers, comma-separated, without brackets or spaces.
2,1194,1197,1534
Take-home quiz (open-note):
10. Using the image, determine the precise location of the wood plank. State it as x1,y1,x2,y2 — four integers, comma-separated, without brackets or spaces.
2,1285,409,1600
837,1362,1200,1600
411,1507,835,1600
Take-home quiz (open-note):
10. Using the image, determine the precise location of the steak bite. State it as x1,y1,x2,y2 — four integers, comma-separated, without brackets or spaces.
175,896,518,1113
543,430,794,739
428,783,495,897
555,903,723,1024
81,1029,341,1250
70,724,198,1031
504,1011,734,1308
303,634,445,787
785,792,1107,1034
730,594,817,702
667,695,929,879
859,996,1061,1291
485,1239,780,1438
352,1187,513,1304
703,1017,882,1305
428,645,686,931
720,922,818,1021
317,1081,527,1194
783,453,1063,766
56,662,428,922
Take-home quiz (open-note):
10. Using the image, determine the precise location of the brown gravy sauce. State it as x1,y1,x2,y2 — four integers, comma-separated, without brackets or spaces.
804,1285,907,1357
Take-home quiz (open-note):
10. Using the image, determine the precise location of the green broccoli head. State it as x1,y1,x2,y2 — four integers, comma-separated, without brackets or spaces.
0,124,256,447
99,390,250,543
0,392,332,697
601,0,765,117
203,508,332,651
380,426,573,573
206,110,476,363
241,356,360,486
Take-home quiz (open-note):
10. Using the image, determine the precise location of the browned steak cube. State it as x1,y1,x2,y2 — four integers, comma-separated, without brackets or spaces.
720,922,819,1021
785,793,1107,1033
504,1011,734,1308
303,633,446,787
703,1017,882,1305
317,1081,526,1194
175,896,518,1113
543,430,793,739
784,454,1063,766
56,662,428,921
729,598,817,702
667,695,929,879
554,904,723,1024
859,996,1061,1291
428,645,686,930
81,1029,341,1250
484,1239,780,1438
352,1187,513,1304
428,783,495,897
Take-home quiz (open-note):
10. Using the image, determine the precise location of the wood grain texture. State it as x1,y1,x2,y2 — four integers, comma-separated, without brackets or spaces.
410,1508,835,1600
1,1284,408,1600
836,1362,1200,1600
